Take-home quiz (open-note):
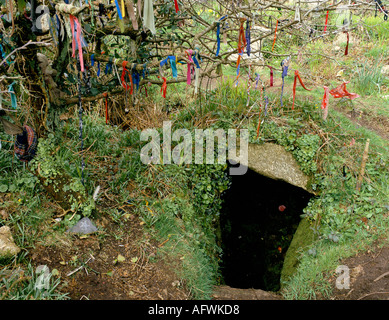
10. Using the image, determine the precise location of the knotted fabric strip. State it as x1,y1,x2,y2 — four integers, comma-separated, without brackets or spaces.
173,0,179,13
161,77,167,98
238,18,247,54
344,31,349,56
272,20,278,51
69,15,84,72
246,19,251,56
121,61,133,93
143,0,156,35
114,0,123,19
292,70,312,110
329,81,360,100
323,10,329,33
321,86,329,120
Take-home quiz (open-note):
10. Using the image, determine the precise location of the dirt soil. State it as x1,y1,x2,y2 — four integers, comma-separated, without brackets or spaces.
328,244,389,300
29,211,190,300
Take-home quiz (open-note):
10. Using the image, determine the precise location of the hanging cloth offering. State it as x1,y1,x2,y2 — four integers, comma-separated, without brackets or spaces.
329,81,360,100
69,15,85,72
126,0,138,30
323,10,329,33
271,20,278,51
344,31,349,56
14,125,38,163
8,82,17,110
280,57,289,107
321,86,329,120
114,0,123,19
186,49,194,85
161,77,167,98
245,19,251,56
121,61,133,93
143,0,156,35
193,48,201,94
216,16,227,57
292,70,312,110
238,17,247,54
173,0,179,13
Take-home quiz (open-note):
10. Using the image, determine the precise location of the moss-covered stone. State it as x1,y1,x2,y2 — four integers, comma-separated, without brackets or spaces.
280,218,316,286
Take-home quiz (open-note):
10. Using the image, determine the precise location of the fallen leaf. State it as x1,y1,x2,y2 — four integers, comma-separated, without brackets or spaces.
131,257,138,263
117,254,125,262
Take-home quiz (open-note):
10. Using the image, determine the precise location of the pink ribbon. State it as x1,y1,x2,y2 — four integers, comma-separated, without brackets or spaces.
70,15,84,72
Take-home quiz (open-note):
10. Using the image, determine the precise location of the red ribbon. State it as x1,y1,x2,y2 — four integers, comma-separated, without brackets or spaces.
161,77,167,98
323,10,329,33
174,0,179,13
103,92,108,124
329,81,359,100
121,61,133,94
321,86,329,120
344,31,349,56
272,20,278,51
292,70,312,110
321,86,329,110
267,65,273,87
238,18,247,54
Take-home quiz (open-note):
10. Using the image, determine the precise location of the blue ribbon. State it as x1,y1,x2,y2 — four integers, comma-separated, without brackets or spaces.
255,73,260,89
216,23,221,57
132,70,140,91
97,61,101,76
91,54,95,66
8,82,17,110
246,19,251,57
114,0,123,20
161,56,178,78
280,65,288,107
168,56,177,78
105,61,112,74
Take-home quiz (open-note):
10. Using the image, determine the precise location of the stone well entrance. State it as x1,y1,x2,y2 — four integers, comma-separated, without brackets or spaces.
218,143,315,293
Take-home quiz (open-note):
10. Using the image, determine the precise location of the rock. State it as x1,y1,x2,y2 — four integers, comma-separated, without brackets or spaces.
0,226,21,258
230,143,313,193
333,32,354,46
381,65,389,76
67,217,98,235
280,218,317,285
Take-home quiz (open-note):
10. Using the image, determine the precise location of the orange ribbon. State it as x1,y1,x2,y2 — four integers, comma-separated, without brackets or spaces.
292,70,312,110
271,20,278,51
238,18,247,54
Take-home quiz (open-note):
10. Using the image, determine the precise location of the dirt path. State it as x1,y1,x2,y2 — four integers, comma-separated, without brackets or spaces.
329,244,389,300
30,211,189,300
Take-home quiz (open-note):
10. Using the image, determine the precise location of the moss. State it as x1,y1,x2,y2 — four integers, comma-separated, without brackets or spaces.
280,218,316,286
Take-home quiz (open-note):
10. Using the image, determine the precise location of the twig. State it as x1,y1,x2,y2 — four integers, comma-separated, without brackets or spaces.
374,271,389,282
357,291,389,300
356,138,370,192
0,41,51,67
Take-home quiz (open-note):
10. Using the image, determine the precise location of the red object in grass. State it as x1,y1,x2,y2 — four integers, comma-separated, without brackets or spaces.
278,205,286,212
277,246,282,253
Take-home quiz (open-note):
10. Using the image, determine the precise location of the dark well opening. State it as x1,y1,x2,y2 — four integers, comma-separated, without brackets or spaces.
219,164,313,292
